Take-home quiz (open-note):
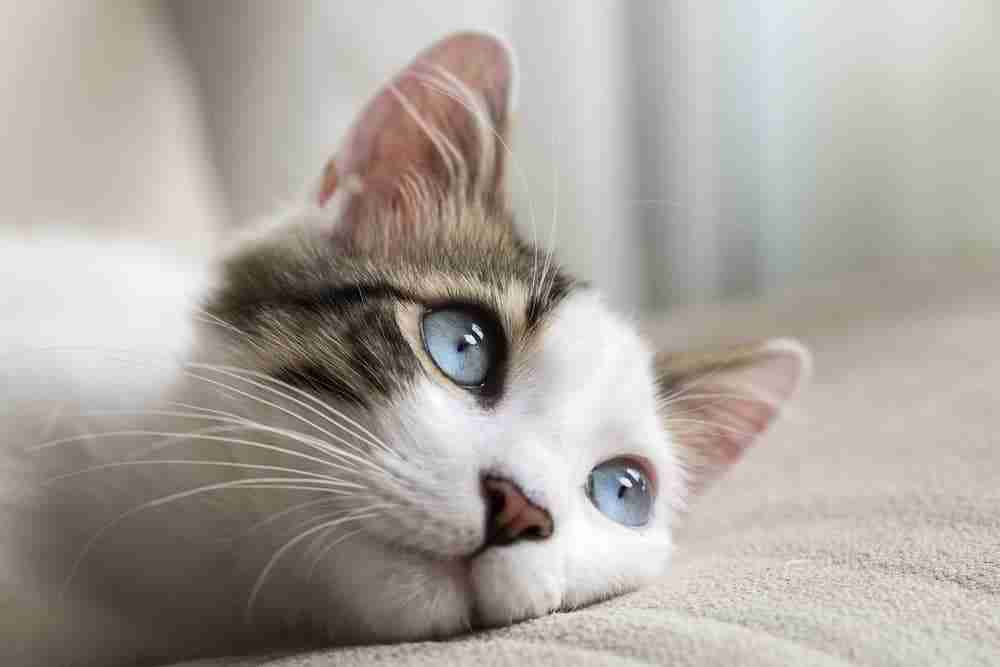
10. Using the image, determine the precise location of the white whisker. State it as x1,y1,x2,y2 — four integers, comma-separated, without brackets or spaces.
539,126,561,299
179,371,395,476
663,417,754,438
410,68,542,291
186,364,395,457
61,478,357,595
216,365,395,457
388,83,462,188
128,424,251,461
238,496,344,541
43,459,360,487
165,400,247,420
29,429,375,481
245,510,378,623
62,408,376,470
306,526,365,581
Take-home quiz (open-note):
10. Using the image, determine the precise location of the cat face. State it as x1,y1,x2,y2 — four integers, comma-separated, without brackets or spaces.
310,291,677,639
194,32,808,643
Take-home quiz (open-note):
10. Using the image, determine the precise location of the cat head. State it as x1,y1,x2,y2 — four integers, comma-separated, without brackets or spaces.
197,32,810,642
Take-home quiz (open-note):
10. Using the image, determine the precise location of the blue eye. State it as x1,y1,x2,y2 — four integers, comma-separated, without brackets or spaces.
586,458,654,527
421,308,500,387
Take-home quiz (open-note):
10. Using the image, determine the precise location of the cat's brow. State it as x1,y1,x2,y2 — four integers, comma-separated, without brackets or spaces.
277,279,576,326
524,272,577,331
287,283,417,312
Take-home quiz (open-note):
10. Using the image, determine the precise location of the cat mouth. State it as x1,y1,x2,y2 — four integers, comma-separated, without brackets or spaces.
365,513,554,631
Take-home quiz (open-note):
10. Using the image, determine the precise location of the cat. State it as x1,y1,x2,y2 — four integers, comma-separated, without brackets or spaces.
0,32,809,666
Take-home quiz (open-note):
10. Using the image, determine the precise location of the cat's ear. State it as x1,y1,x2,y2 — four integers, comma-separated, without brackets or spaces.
314,31,515,234
655,339,811,496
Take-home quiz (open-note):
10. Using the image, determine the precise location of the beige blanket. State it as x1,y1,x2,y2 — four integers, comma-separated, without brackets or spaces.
179,262,1000,666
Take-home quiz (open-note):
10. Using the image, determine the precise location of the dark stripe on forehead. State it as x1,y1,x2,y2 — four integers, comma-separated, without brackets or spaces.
286,283,416,313
263,296,415,408
209,281,415,334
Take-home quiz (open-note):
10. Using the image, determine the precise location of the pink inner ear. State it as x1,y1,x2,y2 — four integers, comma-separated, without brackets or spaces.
316,32,514,212
317,160,340,210
689,379,780,465
671,340,810,491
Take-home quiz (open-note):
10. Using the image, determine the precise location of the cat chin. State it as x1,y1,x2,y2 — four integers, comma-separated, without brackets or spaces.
467,542,564,628
312,530,569,643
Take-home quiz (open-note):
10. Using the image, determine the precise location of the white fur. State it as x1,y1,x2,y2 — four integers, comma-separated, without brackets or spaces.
299,290,682,640
0,232,207,404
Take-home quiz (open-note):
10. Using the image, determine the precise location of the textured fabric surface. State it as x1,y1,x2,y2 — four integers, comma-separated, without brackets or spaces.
177,262,1000,666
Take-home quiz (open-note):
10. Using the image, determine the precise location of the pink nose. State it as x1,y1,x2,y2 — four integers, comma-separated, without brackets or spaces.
481,477,554,546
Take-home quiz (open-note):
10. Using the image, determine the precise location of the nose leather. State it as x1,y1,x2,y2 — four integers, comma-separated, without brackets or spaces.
481,476,553,546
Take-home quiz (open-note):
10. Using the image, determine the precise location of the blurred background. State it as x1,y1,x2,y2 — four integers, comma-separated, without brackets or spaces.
2,0,997,315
